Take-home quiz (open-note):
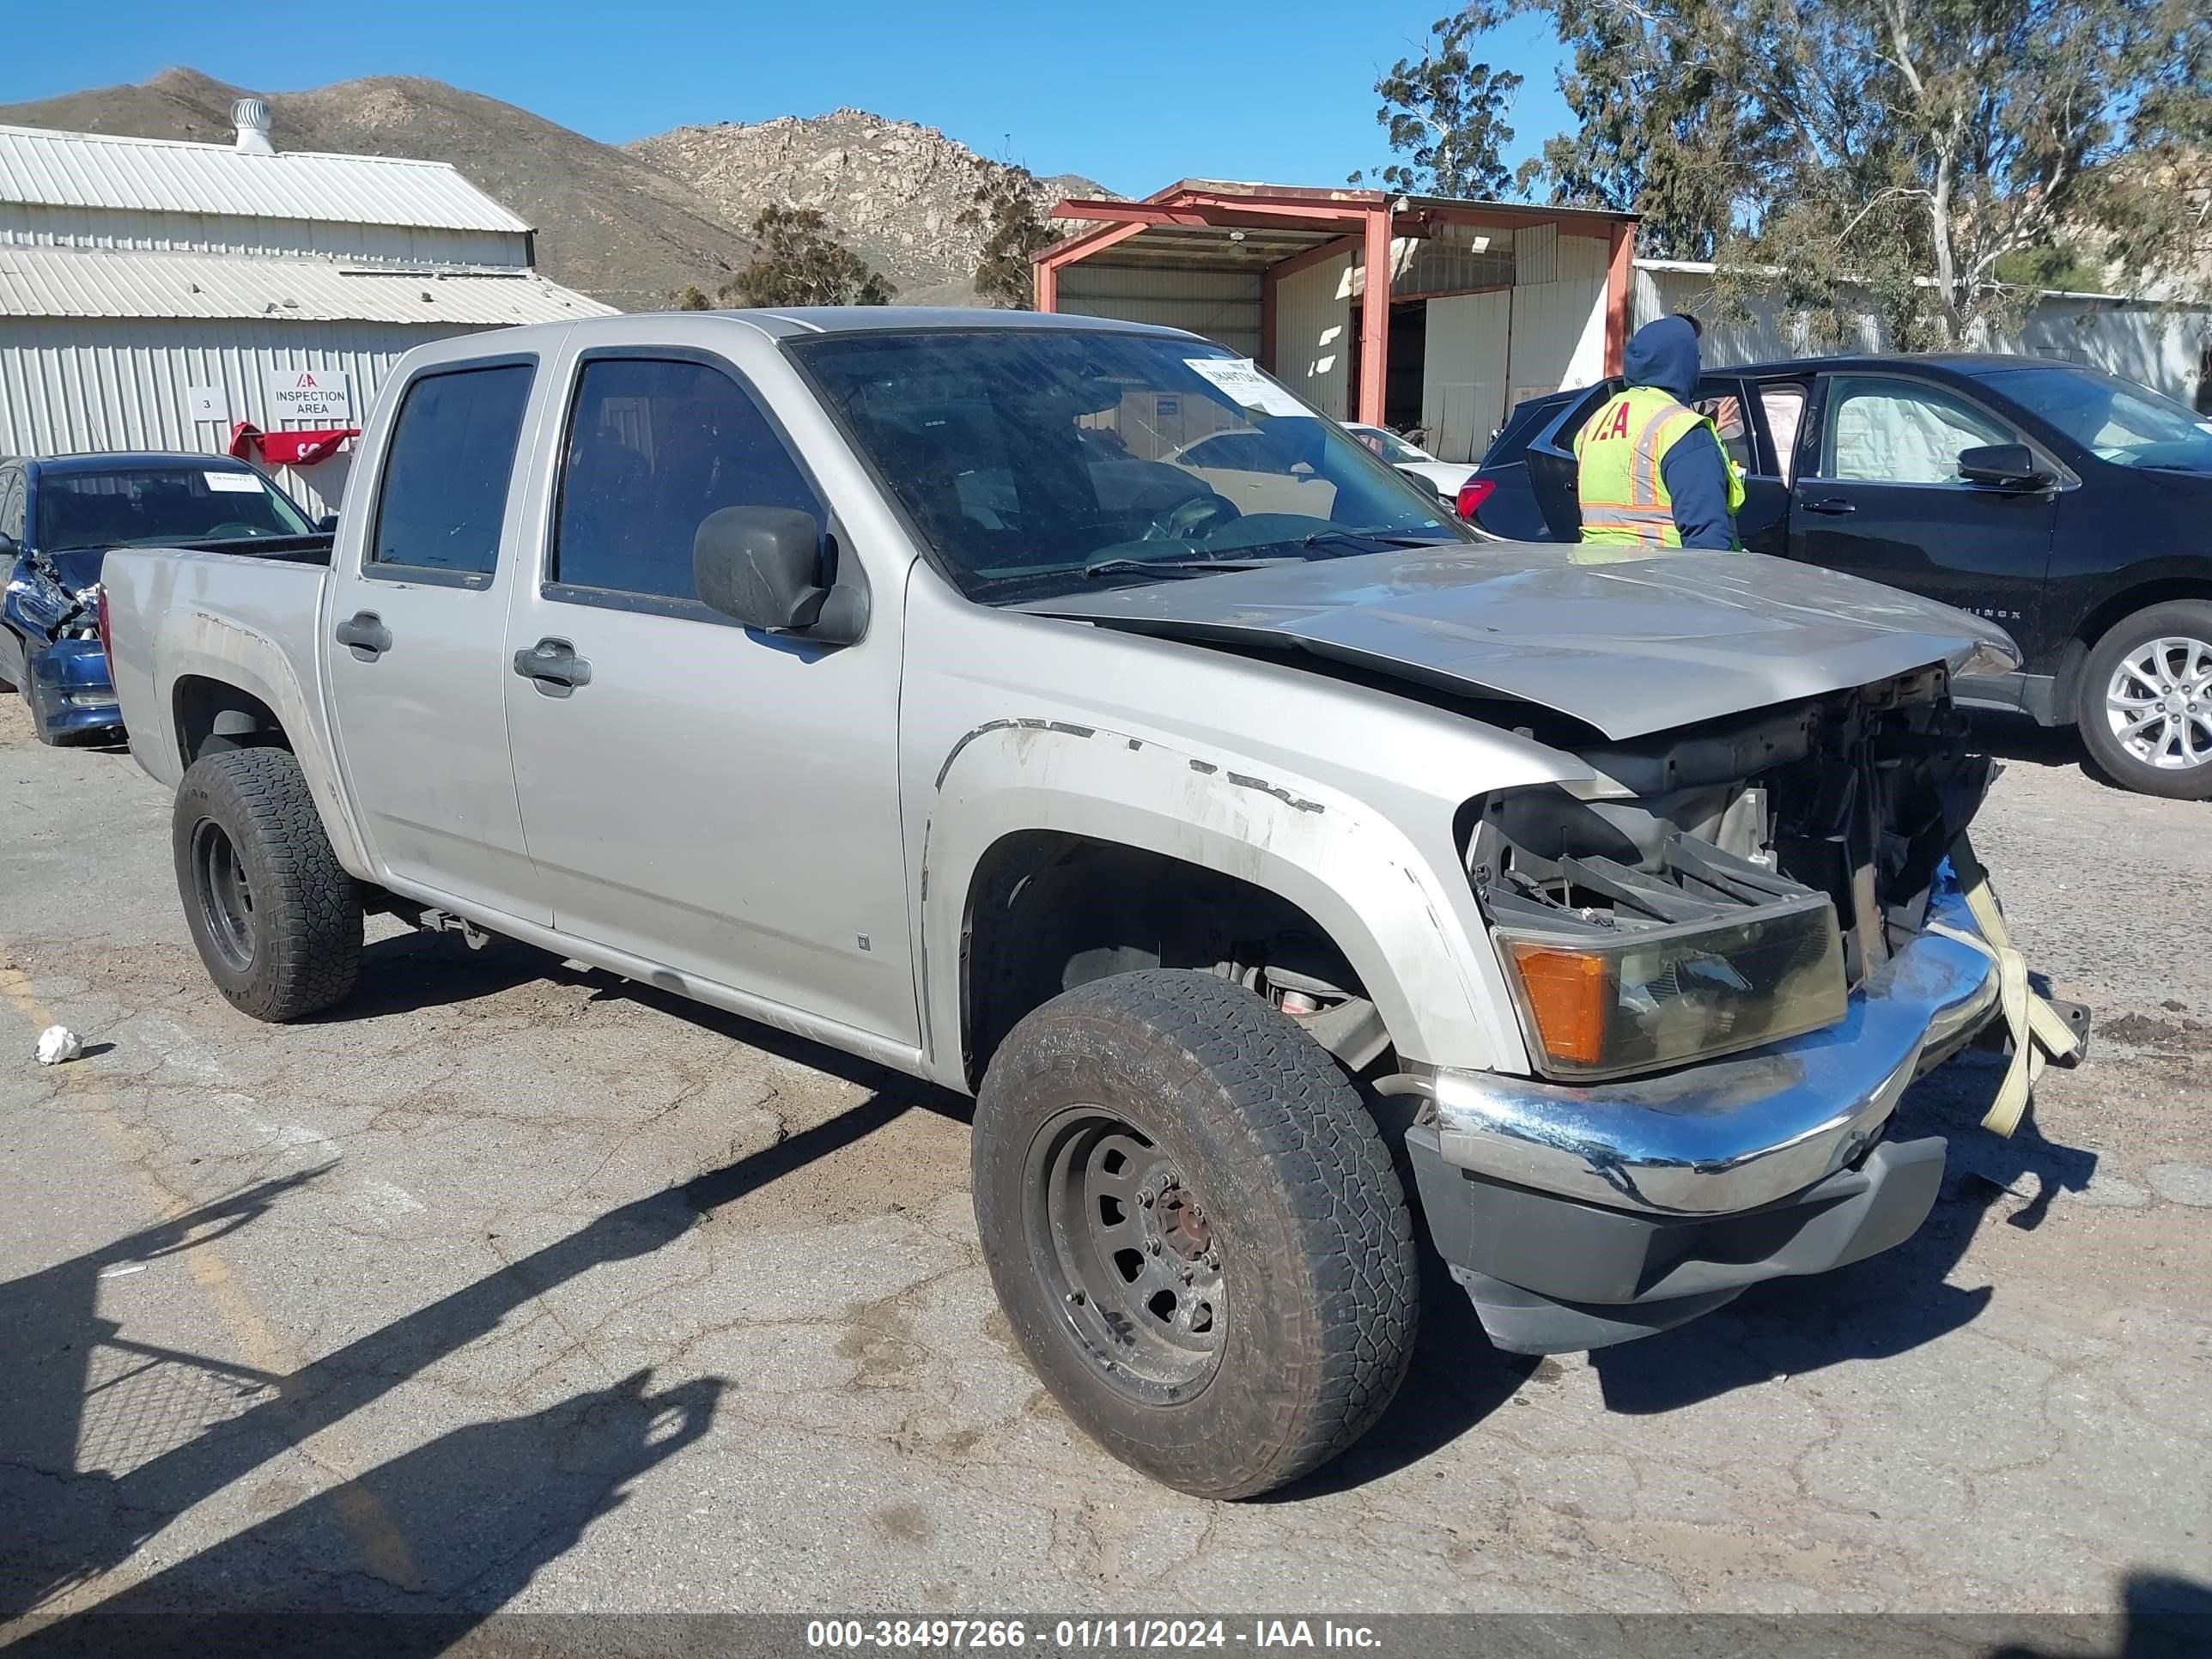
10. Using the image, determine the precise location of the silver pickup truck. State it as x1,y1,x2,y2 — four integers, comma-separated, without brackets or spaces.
105,308,2054,1499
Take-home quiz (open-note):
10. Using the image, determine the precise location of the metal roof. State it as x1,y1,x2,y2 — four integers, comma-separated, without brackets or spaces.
0,123,533,234
0,246,616,325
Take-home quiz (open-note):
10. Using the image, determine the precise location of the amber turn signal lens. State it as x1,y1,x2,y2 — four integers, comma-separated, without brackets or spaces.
1506,942,1609,1066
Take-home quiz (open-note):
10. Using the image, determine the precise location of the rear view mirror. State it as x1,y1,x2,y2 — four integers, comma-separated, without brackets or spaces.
1957,443,2048,489
694,506,867,644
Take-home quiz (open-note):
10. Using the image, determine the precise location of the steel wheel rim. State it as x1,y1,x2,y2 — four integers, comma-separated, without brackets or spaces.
1025,1106,1224,1406
2105,635,2212,771
191,818,257,973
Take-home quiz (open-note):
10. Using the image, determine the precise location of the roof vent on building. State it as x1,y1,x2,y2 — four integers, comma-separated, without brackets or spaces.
233,100,276,156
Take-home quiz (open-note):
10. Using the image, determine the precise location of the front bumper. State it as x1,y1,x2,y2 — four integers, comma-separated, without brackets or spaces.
26,638,122,744
1404,890,2007,1353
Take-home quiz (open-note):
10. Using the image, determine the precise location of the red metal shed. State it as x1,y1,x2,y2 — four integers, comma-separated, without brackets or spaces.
1036,180,1638,464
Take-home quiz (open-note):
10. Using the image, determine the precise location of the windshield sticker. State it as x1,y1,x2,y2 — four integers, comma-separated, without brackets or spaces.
205,471,262,493
1185,358,1310,419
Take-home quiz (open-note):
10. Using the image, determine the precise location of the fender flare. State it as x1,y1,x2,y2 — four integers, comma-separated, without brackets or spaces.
919,719,1531,1086
155,605,375,879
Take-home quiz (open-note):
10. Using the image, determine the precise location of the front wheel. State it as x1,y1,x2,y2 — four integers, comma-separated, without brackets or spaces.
972,969,1419,1498
173,748,362,1021
2076,600,2212,799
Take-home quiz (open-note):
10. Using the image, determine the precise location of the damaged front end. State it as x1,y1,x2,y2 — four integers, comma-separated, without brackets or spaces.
1396,667,2078,1356
3,551,121,744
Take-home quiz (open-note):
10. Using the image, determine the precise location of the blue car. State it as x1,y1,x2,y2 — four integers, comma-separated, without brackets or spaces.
0,453,328,744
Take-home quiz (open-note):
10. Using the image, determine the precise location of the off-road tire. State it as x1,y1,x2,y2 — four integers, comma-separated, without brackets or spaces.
2076,599,2212,800
973,969,1419,1498
173,748,362,1021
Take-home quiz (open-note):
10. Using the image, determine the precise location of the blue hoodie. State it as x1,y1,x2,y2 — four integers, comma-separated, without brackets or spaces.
1620,316,1735,550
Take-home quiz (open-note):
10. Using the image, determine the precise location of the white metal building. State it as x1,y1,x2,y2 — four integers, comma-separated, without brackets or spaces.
0,102,615,514
1634,259,2212,410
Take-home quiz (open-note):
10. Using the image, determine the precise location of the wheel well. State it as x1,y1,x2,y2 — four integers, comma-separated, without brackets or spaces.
2057,579,2212,720
174,676,292,769
959,831,1370,1089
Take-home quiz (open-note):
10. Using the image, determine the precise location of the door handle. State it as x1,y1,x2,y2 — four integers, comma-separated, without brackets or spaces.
334,611,392,659
512,636,592,696
1803,497,1857,516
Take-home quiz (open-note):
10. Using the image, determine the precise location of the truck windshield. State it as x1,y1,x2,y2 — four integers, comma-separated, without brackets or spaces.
787,327,1468,602
39,466,315,552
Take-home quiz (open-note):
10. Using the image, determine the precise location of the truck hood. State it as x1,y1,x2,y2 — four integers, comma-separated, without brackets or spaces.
1018,545,2019,741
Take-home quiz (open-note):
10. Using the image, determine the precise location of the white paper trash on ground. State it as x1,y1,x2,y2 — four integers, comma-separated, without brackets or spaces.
35,1025,83,1065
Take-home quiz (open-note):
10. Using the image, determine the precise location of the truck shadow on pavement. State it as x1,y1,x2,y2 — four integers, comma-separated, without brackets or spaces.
1589,1052,2099,1414
0,1082,922,1642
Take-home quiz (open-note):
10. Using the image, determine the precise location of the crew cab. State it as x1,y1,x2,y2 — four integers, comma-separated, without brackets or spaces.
1463,356,2212,798
103,310,2063,1498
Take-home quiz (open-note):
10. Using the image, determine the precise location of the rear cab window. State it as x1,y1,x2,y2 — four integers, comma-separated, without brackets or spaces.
368,361,535,586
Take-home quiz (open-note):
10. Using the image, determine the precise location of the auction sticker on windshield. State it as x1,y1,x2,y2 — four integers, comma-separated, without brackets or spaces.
1185,357,1308,418
205,471,263,493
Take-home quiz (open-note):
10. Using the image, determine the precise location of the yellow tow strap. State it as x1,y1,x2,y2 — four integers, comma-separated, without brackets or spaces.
1927,831,2081,1136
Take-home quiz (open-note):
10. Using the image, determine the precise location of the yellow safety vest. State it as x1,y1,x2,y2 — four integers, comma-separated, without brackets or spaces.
1572,385,1747,549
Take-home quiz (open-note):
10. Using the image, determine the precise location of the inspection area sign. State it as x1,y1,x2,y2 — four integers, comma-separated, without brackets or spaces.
264,368,353,424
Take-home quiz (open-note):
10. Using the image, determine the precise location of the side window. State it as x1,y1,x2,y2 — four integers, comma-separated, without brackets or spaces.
1821,375,2014,485
1690,379,1754,475
1757,384,1808,483
368,362,534,578
552,357,824,604
0,472,23,544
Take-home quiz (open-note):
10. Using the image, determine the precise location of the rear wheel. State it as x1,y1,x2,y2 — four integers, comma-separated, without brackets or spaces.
2076,600,2212,799
972,969,1418,1498
173,748,362,1021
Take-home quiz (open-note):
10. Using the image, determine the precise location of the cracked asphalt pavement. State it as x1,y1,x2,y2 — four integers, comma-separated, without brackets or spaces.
1,696,2208,1633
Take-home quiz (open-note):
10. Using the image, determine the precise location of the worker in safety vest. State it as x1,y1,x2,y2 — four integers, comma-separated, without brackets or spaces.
1573,314,1745,550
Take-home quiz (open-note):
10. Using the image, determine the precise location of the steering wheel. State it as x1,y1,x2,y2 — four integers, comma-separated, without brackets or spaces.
1140,492,1242,543
203,522,264,540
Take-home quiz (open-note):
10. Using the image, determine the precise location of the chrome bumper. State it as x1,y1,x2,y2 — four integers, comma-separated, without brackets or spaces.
1425,892,2003,1216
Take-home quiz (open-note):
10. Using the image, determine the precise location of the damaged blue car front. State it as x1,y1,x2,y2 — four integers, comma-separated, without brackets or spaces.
0,453,329,745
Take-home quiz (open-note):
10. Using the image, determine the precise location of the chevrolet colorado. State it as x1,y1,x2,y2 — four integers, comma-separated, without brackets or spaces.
103,309,2063,1498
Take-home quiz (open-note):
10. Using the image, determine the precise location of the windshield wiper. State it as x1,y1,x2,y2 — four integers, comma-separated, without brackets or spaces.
1301,529,1462,554
1083,556,1304,580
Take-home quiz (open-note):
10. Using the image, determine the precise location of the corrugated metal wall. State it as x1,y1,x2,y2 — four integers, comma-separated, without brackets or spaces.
1056,264,1264,359
0,317,483,514
1271,252,1353,420
1393,222,1516,297
0,203,527,269
1632,264,2209,404
1504,227,1607,410
1422,289,1511,461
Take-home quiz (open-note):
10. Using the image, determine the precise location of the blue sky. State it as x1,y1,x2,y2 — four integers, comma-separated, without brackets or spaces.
8,1,1575,198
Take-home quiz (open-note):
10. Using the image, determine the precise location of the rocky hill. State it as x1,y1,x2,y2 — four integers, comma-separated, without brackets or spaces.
630,108,1104,306
0,70,759,313
0,70,1109,312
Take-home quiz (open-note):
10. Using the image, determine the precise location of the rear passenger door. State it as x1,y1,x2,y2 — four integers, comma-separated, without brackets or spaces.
501,341,916,1046
1788,371,2057,624
325,350,551,924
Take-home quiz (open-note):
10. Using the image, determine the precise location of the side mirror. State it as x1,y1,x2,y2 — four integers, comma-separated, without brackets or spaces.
315,514,340,533
1401,468,1444,501
0,532,16,561
694,505,867,644
1957,443,2048,489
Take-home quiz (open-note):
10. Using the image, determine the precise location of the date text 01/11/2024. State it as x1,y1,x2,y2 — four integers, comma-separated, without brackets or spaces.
805,1620,1383,1650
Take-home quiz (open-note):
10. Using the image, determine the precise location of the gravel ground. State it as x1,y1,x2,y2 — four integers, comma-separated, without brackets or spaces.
0,696,2207,1642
